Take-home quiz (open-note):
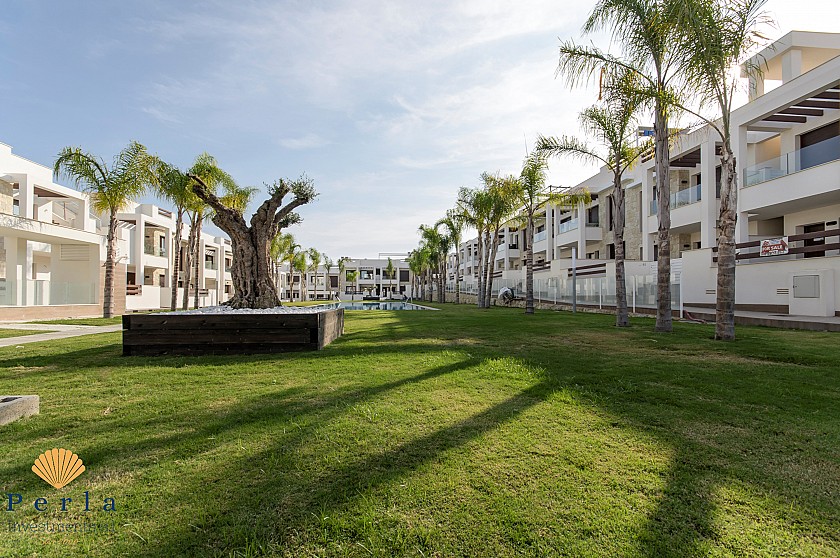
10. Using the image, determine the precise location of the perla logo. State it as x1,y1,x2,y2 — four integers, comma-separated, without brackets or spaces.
4,449,115,513
32,448,85,489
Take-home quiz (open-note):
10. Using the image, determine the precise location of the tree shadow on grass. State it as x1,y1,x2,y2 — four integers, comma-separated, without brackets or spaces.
2,307,838,556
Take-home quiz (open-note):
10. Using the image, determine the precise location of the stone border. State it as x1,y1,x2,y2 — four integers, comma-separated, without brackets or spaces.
0,395,39,426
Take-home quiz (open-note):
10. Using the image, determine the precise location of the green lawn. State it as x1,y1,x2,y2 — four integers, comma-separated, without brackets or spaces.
1,305,837,557
29,316,122,326
0,329,53,339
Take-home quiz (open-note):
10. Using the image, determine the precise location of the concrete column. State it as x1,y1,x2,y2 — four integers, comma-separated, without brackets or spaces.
699,138,718,248
135,216,145,284
19,177,34,220
545,206,554,260
781,49,802,83
734,124,750,244
576,202,586,257
641,168,655,260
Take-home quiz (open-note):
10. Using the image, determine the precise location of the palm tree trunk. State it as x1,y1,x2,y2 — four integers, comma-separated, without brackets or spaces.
715,144,737,340
454,251,460,304
485,230,500,308
193,218,203,309
654,100,673,332
525,218,534,314
480,230,492,308
182,215,196,310
476,234,485,308
103,212,118,318
170,207,184,311
613,174,629,327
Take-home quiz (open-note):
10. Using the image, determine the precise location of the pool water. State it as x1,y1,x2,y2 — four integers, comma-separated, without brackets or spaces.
317,301,434,311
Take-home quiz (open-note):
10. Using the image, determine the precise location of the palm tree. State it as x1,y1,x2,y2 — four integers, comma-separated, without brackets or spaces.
511,152,593,316
537,91,645,324
419,225,448,303
384,257,395,299
184,153,238,309
270,232,295,295
54,141,157,318
322,254,334,299
307,248,321,301
337,256,351,298
151,161,193,311
557,0,688,332
482,173,519,308
457,186,493,307
672,0,771,340
292,251,309,301
436,209,466,304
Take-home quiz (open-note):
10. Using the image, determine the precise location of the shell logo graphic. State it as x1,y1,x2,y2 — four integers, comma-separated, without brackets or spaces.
31,448,86,489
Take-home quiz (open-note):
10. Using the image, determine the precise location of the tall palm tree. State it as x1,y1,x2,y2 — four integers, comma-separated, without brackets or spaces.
54,141,157,318
322,254,334,299
482,173,519,308
292,251,308,301
152,161,193,311
436,209,466,304
307,247,321,301
672,0,771,339
457,186,493,307
184,153,237,309
384,257,395,298
558,0,688,332
537,90,645,324
511,152,593,316
337,256,351,298
419,225,448,303
270,232,295,295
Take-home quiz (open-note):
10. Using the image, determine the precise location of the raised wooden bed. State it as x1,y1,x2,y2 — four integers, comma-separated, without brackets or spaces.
122,309,344,356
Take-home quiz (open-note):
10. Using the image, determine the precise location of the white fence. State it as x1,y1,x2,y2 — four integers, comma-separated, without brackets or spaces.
444,274,683,314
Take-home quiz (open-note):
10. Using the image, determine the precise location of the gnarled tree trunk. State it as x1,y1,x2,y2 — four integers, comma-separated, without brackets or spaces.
189,175,314,309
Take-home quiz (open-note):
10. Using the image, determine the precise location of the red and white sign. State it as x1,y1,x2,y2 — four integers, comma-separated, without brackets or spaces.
760,237,789,256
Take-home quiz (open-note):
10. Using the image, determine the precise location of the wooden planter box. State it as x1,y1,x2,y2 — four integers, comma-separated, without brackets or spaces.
122,309,344,356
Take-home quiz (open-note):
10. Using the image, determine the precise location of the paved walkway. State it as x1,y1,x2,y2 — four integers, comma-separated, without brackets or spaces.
0,324,122,347
681,306,840,332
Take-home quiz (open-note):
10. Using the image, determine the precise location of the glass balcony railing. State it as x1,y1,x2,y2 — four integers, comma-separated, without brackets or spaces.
744,136,840,187
144,245,167,257
558,219,579,234
204,261,216,270
533,230,547,243
650,184,702,215
0,280,97,306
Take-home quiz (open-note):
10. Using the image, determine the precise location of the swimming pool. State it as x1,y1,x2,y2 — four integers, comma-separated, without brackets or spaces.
316,301,436,311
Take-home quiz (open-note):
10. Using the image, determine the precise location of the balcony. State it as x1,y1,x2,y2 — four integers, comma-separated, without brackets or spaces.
533,230,547,243
558,219,579,234
650,184,702,215
744,137,840,187
144,244,167,258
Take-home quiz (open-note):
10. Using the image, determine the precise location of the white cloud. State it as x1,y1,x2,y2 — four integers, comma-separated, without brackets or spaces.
279,133,330,150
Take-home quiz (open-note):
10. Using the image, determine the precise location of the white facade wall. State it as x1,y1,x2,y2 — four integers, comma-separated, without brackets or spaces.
448,31,840,317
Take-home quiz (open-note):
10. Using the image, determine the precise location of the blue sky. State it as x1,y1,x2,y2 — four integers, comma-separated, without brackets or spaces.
3,1,838,258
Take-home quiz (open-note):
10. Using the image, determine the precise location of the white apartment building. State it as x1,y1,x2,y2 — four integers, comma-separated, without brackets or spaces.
114,202,233,311
281,257,412,301
0,142,234,319
450,31,840,318
0,142,106,320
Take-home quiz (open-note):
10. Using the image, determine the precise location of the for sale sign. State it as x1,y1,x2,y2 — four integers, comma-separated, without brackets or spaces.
760,237,789,256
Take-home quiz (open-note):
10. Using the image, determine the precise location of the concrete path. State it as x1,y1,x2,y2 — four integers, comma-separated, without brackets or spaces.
0,325,122,348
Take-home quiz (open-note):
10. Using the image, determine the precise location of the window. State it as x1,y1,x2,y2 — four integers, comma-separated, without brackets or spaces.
800,121,840,170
